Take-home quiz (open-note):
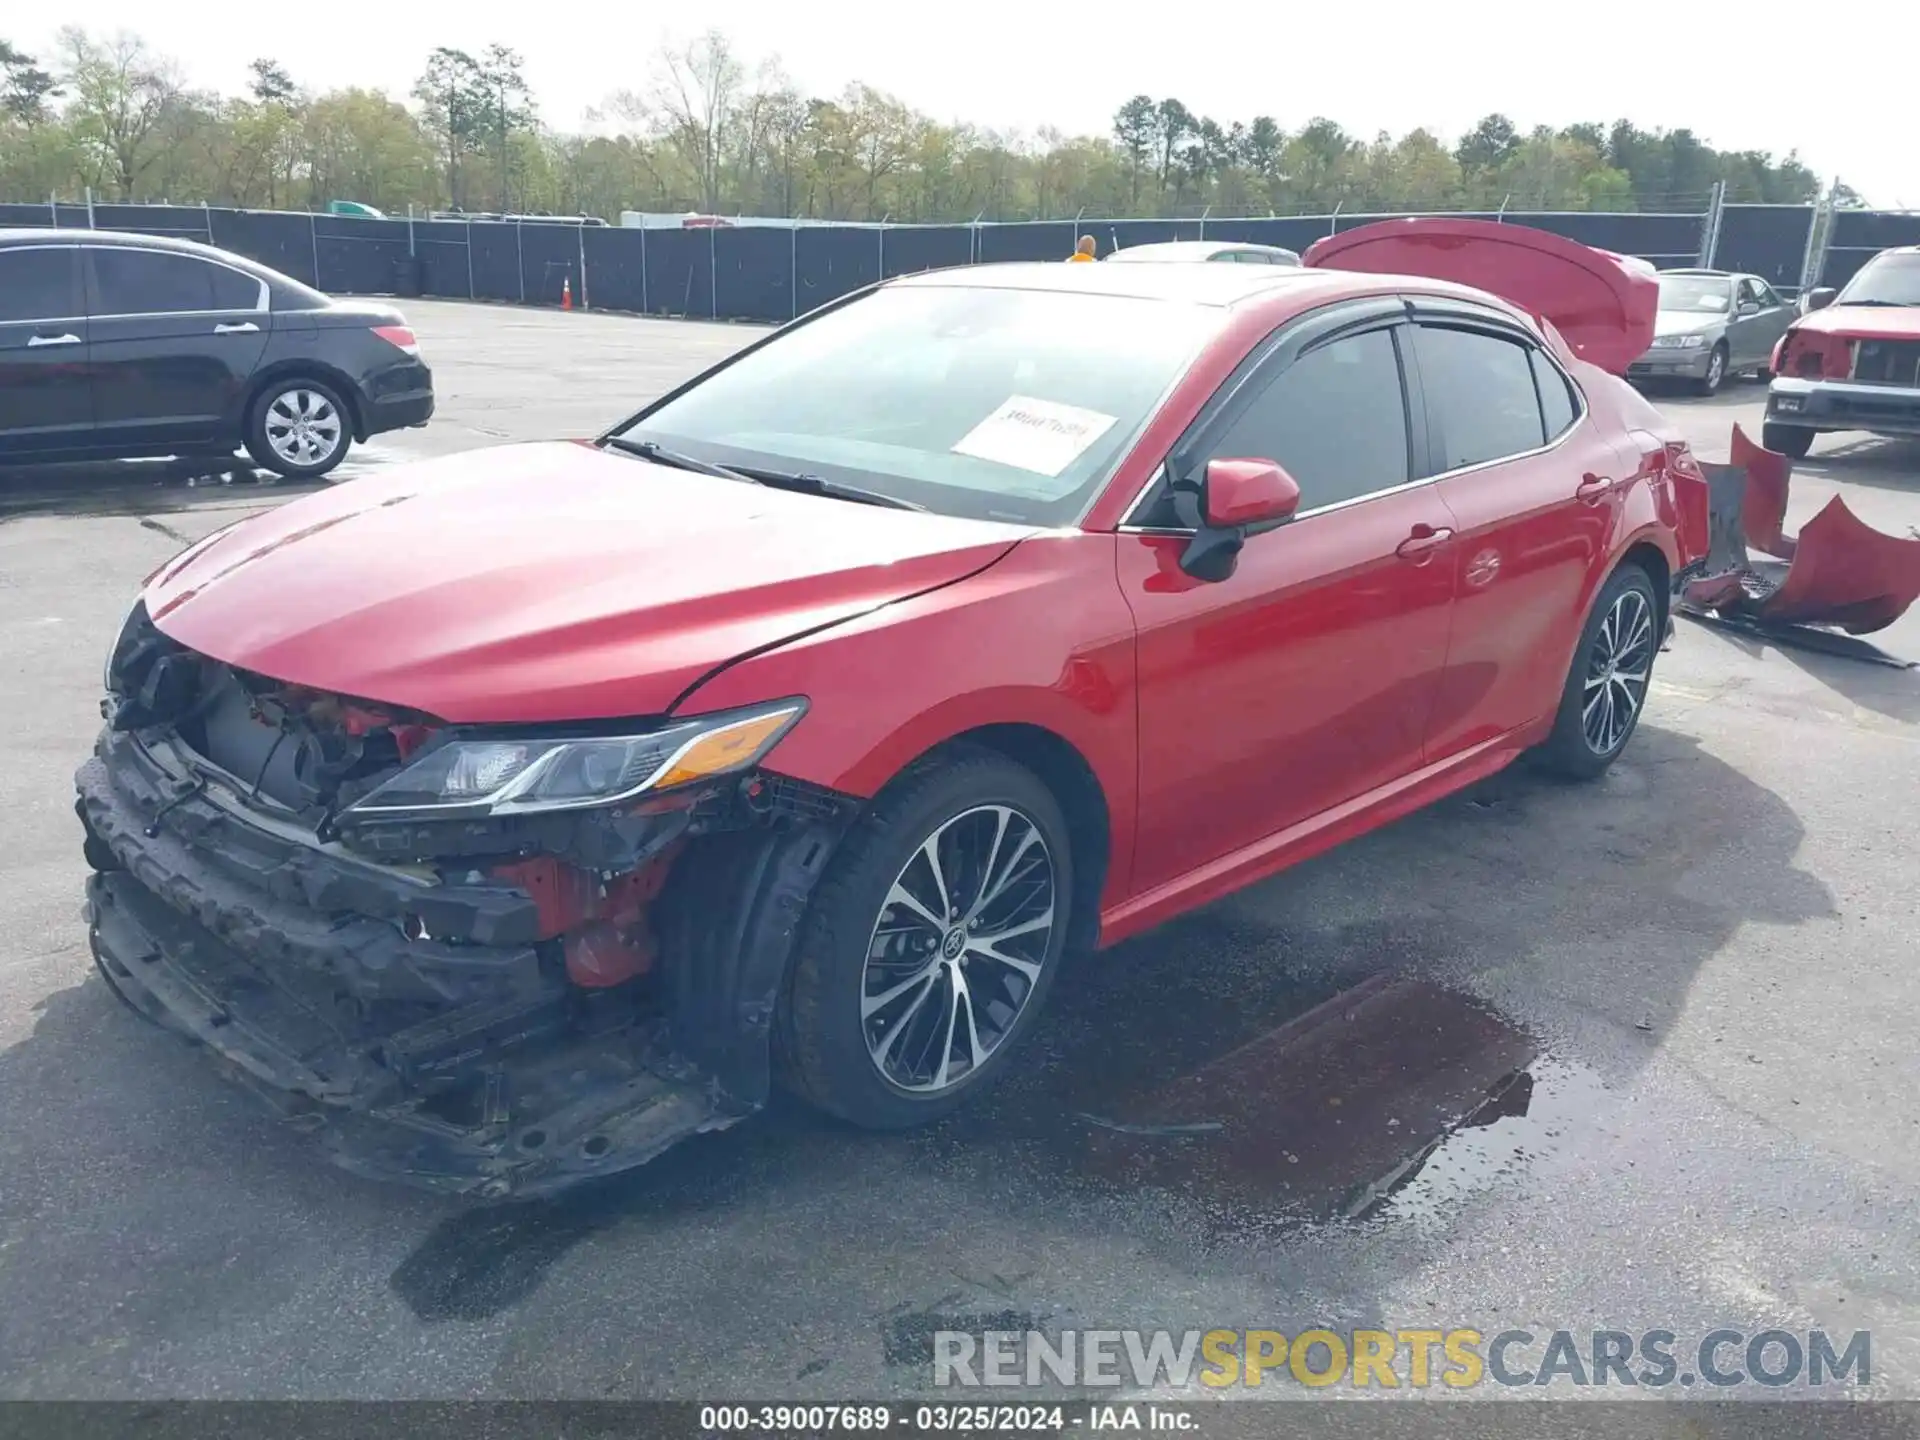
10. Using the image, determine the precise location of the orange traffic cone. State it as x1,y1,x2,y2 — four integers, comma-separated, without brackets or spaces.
561,276,573,311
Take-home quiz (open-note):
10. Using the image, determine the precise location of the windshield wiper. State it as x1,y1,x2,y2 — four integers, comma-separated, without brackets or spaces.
727,465,927,512
602,438,921,511
1831,298,1907,308
603,436,762,484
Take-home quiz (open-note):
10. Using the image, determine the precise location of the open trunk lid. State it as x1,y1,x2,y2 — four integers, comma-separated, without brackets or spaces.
1304,217,1659,376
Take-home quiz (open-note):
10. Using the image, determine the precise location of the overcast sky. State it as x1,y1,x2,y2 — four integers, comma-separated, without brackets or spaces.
22,0,1912,208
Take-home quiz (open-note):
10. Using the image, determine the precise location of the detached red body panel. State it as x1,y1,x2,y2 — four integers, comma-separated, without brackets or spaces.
1305,217,1660,376
1685,423,1920,637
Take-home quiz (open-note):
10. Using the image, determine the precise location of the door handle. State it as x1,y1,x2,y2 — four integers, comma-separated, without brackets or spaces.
1395,523,1455,560
27,333,80,347
1576,473,1614,504
213,321,260,334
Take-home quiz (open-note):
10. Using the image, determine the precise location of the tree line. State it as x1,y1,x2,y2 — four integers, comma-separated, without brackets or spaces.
0,28,1853,224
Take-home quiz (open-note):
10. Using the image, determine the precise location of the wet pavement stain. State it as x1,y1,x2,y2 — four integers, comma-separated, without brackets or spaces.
883,1309,1047,1369
1013,972,1610,1239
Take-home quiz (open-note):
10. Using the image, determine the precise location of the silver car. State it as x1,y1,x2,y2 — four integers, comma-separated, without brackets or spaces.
1627,268,1796,396
1104,240,1302,266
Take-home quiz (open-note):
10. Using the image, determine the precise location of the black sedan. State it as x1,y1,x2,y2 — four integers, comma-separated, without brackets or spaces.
0,229,434,479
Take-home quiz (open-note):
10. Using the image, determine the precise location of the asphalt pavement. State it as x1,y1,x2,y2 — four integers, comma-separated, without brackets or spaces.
2,299,1918,1404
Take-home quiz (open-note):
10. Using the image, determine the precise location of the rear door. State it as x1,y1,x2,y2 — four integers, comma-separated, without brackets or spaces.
0,244,92,458
83,245,271,450
1407,303,1625,758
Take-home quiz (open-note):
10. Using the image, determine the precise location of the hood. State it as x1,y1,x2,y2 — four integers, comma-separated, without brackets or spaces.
144,442,1029,725
1654,308,1727,338
1304,217,1658,375
1791,303,1920,341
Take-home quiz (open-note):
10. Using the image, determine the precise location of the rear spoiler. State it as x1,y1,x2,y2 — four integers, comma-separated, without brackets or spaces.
1304,217,1659,377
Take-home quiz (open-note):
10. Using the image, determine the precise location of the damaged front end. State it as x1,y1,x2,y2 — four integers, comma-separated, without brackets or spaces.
78,602,856,1198
1675,423,1920,660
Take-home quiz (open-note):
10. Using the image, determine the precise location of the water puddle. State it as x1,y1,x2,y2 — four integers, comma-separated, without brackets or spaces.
1029,972,1611,1237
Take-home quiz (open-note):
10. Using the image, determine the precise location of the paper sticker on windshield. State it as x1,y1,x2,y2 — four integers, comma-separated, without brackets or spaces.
951,396,1118,478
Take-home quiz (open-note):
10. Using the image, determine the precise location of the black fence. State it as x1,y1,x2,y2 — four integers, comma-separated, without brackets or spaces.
5,200,1917,324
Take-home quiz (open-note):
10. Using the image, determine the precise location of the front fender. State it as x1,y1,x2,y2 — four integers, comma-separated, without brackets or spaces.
676,532,1140,915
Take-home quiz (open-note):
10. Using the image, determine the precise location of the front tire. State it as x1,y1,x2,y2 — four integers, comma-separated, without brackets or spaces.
777,748,1073,1130
1535,565,1661,781
1691,343,1729,396
245,377,353,479
1760,421,1815,460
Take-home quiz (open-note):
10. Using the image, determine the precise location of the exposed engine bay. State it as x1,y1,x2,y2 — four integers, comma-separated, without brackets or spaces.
79,602,856,1197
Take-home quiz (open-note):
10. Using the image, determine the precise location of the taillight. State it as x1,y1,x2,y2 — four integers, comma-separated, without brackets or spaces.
371,324,419,355
1770,335,1787,374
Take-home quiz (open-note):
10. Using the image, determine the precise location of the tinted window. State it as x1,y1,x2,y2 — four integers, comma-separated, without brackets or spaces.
0,247,80,323
208,264,262,309
1416,325,1547,471
1752,279,1781,308
1531,351,1578,440
90,249,237,315
1206,328,1409,508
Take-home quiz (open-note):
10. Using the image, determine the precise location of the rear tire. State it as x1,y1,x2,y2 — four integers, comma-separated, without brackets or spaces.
1760,422,1815,460
245,377,353,479
776,747,1073,1130
1535,565,1661,781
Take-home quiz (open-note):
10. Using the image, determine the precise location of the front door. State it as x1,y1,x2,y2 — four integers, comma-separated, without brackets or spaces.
1408,311,1626,757
83,245,271,450
1117,312,1459,896
0,244,92,459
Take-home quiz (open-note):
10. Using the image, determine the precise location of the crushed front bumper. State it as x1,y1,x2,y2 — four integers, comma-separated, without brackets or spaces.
1767,377,1920,437
87,867,729,1198
77,723,847,1199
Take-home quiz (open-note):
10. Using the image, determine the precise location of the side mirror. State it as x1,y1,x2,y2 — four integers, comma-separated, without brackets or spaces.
1204,457,1301,528
1180,458,1302,581
1806,287,1836,311
1737,300,1760,317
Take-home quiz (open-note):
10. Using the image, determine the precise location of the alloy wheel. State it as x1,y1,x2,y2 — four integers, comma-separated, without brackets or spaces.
264,388,345,467
1704,348,1725,391
860,804,1057,1095
1582,588,1655,756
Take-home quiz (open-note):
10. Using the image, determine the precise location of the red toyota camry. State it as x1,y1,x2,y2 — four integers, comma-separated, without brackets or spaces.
78,220,1708,1197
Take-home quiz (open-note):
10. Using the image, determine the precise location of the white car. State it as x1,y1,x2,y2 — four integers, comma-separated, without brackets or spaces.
1104,240,1302,266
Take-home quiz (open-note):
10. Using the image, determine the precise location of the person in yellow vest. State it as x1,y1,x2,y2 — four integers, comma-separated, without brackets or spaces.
1067,235,1096,262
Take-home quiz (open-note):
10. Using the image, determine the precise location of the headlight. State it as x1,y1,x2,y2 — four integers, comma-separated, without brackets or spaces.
1651,334,1708,349
342,699,806,820
104,593,150,694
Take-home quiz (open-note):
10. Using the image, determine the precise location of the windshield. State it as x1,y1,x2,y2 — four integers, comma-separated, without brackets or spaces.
1657,275,1733,314
1836,253,1920,307
610,284,1219,525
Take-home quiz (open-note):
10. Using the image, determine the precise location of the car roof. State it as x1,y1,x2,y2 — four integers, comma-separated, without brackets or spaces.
0,226,318,293
0,226,287,270
890,260,1358,308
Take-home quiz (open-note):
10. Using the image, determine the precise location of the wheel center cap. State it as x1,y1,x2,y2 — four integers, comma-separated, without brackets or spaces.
942,928,968,960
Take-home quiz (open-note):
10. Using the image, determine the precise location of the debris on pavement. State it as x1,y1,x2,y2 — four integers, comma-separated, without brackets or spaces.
1676,423,1920,665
